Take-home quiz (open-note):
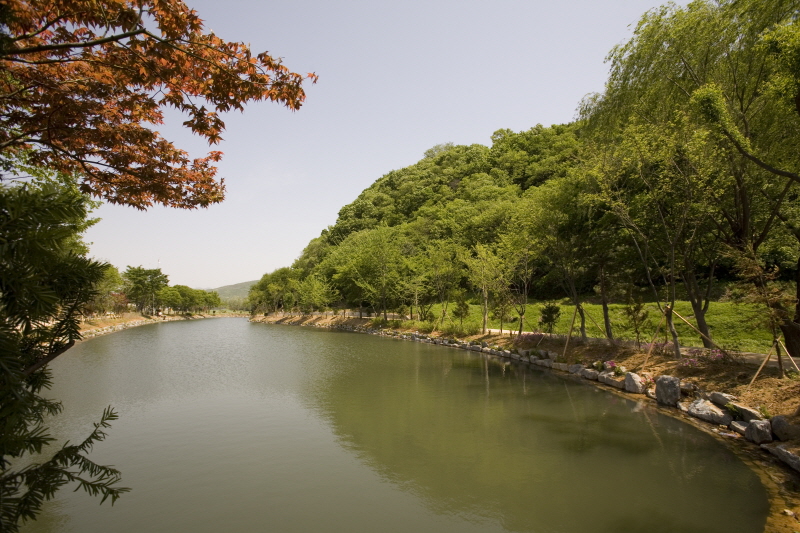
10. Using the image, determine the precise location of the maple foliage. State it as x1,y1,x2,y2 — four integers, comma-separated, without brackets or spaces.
0,0,317,208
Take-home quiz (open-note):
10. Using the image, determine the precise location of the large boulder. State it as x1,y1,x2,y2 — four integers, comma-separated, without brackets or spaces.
729,403,763,423
730,421,748,435
771,416,800,441
655,375,681,406
599,371,626,389
762,442,800,473
745,420,773,444
708,391,736,407
568,364,584,374
687,399,733,426
624,372,646,394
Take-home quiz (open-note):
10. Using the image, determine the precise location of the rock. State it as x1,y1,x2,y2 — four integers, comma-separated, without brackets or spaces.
481,347,491,353
708,391,736,407
547,351,559,360
645,388,657,400
552,362,569,372
745,420,773,444
680,381,698,396
730,420,748,435
519,349,530,357
580,368,599,381
782,509,796,518
568,364,584,374
624,372,646,394
530,356,539,363
655,375,681,406
511,353,521,360
677,402,689,413
762,442,800,473
541,359,553,368
599,371,625,389
481,341,488,348
771,416,800,441
687,399,733,426
729,403,763,423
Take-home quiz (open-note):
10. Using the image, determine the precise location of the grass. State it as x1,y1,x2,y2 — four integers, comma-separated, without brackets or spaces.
404,298,773,354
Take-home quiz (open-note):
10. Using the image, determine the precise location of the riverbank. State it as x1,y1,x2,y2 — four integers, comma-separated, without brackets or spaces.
252,312,800,531
79,311,249,339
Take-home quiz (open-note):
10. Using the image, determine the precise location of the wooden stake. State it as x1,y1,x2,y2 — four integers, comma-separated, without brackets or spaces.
777,339,800,373
670,308,729,357
748,341,776,388
639,314,665,373
562,304,579,361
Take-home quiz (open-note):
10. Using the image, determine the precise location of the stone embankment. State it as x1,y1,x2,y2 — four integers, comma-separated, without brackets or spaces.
256,317,800,481
80,313,247,340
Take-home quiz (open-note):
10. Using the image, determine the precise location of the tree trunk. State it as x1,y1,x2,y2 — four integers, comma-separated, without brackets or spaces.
780,321,800,361
599,265,613,340
683,268,714,349
481,288,488,334
665,306,682,359
577,303,587,342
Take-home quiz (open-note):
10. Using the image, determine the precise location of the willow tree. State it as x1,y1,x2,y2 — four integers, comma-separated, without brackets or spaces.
585,0,800,355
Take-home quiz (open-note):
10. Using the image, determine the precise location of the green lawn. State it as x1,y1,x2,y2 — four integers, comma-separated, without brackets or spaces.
417,299,773,353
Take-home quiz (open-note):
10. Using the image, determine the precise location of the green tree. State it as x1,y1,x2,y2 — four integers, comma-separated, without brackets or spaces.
123,266,169,314
0,183,128,532
86,265,124,316
464,244,508,334
157,286,183,313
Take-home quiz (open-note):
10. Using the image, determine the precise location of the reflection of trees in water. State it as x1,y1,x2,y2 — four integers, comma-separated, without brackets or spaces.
303,338,767,533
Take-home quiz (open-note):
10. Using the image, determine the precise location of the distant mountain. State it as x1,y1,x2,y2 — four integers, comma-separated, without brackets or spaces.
211,280,258,300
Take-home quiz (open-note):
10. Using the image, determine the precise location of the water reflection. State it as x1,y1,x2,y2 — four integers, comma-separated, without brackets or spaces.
303,333,767,533
22,320,767,533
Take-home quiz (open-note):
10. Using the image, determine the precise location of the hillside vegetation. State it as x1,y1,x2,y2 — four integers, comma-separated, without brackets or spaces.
250,0,800,363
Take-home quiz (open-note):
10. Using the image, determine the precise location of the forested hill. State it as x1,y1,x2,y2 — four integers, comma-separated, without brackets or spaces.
250,0,800,361
212,280,258,300
325,125,579,244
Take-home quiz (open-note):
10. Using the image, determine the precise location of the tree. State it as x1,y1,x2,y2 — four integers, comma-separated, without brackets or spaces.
0,0,317,209
464,244,507,334
585,0,800,356
0,182,128,532
86,265,124,316
323,226,403,319
157,286,183,313
122,266,168,314
0,2,317,527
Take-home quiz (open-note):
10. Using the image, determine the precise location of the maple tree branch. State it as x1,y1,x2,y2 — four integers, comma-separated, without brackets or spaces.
9,14,70,42
8,28,147,56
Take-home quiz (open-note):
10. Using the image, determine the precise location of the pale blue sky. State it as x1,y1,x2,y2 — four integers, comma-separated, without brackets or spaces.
84,0,676,289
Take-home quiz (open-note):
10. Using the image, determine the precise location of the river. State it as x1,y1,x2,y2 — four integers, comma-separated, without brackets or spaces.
22,318,768,532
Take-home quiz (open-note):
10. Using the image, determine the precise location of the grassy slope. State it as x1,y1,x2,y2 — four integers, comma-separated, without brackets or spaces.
418,299,772,354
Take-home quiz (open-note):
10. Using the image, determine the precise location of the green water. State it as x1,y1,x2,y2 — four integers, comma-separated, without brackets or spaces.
22,318,768,532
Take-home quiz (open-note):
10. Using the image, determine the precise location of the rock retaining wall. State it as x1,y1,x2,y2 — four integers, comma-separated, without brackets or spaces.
81,314,246,340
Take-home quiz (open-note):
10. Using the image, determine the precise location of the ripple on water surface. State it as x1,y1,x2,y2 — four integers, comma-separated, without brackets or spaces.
23,318,768,533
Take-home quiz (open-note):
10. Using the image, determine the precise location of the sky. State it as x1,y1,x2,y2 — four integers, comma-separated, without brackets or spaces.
84,0,676,289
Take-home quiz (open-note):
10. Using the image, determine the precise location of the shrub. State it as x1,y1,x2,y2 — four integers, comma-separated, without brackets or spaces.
539,302,561,333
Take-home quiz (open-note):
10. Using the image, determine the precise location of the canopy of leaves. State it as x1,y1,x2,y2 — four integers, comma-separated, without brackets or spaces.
0,0,317,208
